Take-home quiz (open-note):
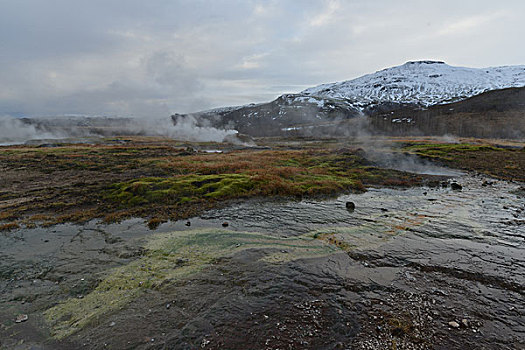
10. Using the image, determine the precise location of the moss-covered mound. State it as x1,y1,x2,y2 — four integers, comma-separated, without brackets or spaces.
403,143,525,181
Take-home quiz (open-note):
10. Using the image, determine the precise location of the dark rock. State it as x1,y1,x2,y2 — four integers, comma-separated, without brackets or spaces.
222,222,229,227
450,183,462,191
346,202,355,211
185,221,191,226
391,326,406,337
176,258,188,265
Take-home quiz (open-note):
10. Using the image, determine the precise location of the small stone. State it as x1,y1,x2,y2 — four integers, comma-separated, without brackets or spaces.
185,221,191,226
345,202,355,211
15,314,28,323
448,321,460,328
450,183,462,191
166,303,171,309
461,319,469,327
109,321,116,327
222,222,229,227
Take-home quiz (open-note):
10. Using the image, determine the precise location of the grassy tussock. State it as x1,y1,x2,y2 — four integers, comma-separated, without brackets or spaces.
403,142,525,181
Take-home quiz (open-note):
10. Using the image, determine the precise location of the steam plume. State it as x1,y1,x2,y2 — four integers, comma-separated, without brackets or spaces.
0,115,66,145
0,114,240,145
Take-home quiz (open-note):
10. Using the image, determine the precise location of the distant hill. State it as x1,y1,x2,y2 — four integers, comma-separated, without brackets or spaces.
174,61,525,138
368,86,525,139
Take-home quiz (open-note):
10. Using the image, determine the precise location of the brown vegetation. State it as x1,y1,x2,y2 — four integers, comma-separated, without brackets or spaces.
0,138,438,230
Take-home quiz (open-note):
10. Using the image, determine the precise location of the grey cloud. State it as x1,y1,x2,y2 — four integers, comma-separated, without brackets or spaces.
0,0,524,118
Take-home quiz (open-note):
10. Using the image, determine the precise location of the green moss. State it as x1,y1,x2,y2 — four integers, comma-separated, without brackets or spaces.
404,143,504,159
401,142,524,181
102,170,368,210
103,174,256,208
44,229,336,339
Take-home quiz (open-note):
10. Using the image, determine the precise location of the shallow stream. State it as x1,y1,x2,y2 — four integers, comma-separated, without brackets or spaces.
0,173,523,349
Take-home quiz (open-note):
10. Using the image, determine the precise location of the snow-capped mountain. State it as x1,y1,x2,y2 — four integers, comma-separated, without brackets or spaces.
174,61,525,138
301,61,525,108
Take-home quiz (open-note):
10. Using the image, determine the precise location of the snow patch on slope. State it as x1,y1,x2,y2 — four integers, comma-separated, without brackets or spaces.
302,61,525,108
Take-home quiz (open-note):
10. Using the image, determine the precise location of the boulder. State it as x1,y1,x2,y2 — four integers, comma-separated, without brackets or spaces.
450,183,462,191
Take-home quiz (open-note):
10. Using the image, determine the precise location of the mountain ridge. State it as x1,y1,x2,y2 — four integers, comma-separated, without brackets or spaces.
173,61,525,138
301,60,525,108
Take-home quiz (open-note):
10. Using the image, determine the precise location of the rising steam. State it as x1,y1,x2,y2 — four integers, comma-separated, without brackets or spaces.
0,114,241,145
0,115,66,145
163,114,237,142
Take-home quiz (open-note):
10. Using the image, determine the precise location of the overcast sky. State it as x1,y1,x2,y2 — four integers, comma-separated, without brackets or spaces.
1,0,524,117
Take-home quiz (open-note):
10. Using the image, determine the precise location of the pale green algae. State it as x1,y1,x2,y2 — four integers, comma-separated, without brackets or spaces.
44,228,337,339
44,213,426,339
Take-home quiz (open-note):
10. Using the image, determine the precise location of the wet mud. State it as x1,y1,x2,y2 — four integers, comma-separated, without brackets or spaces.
1,173,524,349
